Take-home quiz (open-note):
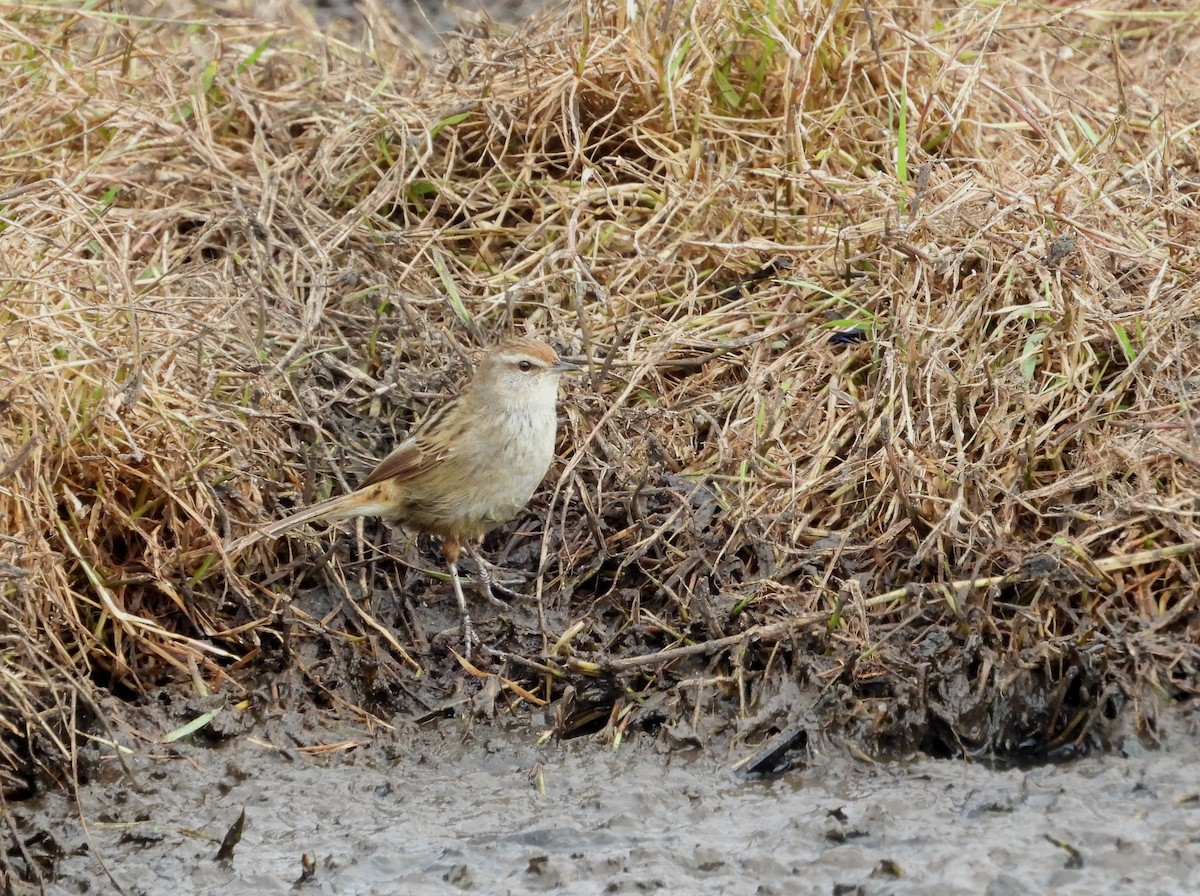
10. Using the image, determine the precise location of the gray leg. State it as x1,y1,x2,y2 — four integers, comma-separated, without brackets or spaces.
448,561,476,657
464,545,520,607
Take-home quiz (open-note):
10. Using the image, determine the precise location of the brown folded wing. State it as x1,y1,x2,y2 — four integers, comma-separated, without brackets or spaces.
359,437,447,488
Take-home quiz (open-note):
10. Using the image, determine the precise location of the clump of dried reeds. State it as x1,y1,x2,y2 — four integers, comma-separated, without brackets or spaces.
3,0,1200,799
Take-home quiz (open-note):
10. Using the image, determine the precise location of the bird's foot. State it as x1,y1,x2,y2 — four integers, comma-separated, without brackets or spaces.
479,579,515,609
467,551,525,607
448,561,478,657
461,613,477,658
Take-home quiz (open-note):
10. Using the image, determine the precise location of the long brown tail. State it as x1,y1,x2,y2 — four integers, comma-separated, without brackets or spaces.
225,486,394,557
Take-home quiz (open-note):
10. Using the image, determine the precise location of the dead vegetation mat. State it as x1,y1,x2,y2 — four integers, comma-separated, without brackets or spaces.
4,0,1200,814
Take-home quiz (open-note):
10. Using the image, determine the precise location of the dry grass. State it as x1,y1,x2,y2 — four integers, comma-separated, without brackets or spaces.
3,0,1200,804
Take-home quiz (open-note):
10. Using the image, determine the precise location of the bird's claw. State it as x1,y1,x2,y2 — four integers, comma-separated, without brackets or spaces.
467,548,524,606
461,613,477,658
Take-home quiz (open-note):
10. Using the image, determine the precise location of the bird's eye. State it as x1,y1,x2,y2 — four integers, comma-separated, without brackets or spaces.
518,359,533,372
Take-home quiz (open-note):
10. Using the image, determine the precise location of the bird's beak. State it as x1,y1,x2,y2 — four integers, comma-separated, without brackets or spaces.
553,357,585,374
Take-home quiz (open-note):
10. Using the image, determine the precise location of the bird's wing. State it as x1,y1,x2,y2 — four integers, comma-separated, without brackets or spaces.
357,399,465,488
358,436,446,488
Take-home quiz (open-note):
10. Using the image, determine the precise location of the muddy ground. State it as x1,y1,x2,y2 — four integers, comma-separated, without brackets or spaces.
9,697,1199,895
308,0,548,35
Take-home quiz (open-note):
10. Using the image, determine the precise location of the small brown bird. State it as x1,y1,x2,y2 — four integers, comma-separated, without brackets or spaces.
230,337,580,653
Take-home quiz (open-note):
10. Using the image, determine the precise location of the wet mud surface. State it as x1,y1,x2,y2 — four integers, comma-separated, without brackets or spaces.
308,0,548,36
10,702,1198,895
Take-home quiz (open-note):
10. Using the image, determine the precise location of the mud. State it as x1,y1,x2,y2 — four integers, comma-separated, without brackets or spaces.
308,0,549,36
7,698,1198,895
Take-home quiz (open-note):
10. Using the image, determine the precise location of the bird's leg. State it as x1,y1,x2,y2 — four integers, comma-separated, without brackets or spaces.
463,544,521,606
442,539,476,656
447,560,477,657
